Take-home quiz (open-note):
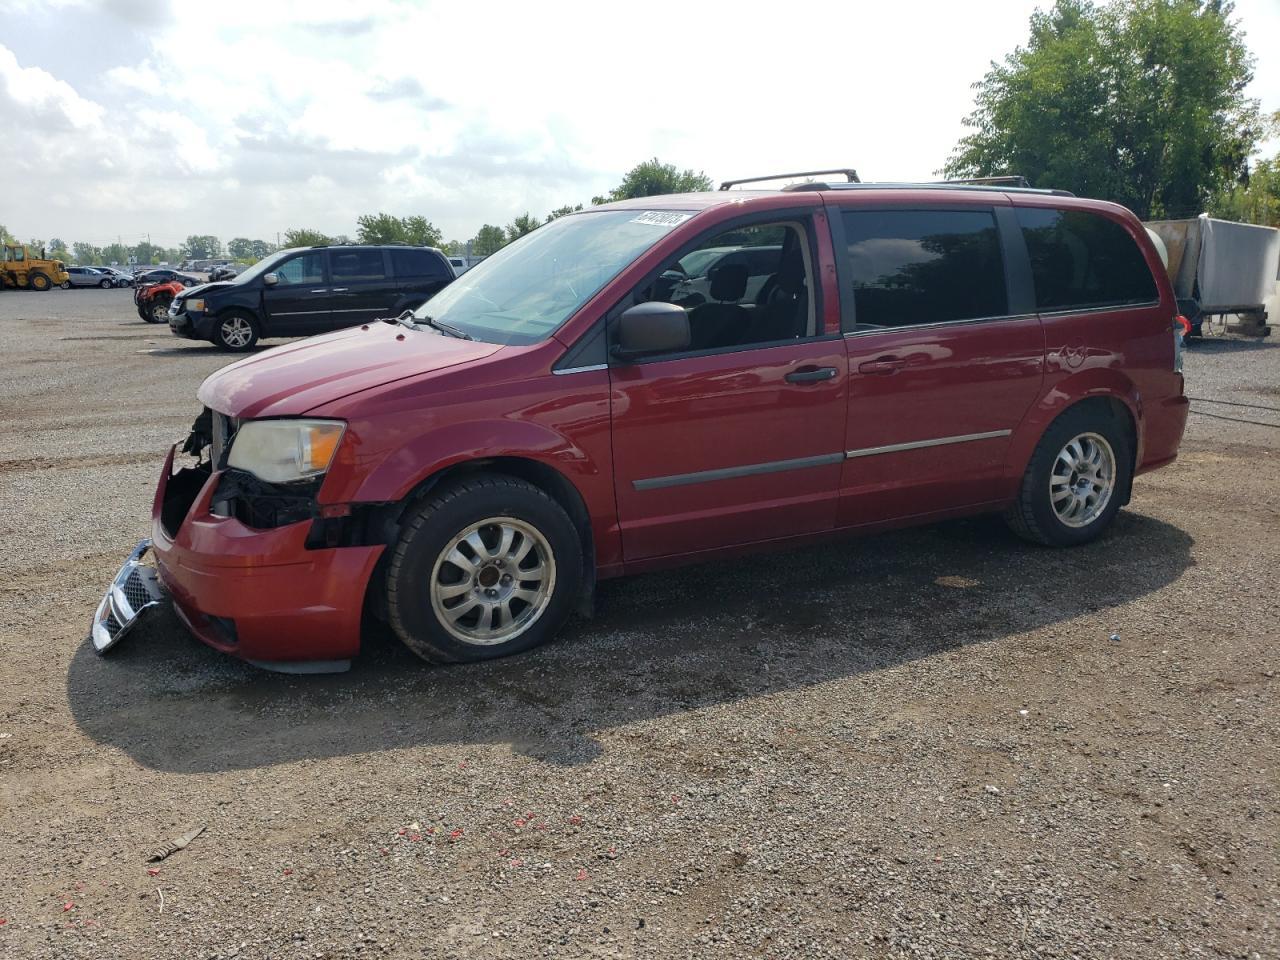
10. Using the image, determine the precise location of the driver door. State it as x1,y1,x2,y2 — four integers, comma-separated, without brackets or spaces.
263,251,332,335
608,212,848,562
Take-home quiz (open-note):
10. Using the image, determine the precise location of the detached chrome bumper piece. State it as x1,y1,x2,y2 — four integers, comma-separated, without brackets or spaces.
90,539,166,654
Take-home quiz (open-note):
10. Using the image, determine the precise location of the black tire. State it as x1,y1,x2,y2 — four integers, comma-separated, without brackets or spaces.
143,296,171,324
1005,405,1132,547
212,311,259,351
99,278,112,288
29,272,51,291
60,280,72,289
136,304,150,321
387,475,583,663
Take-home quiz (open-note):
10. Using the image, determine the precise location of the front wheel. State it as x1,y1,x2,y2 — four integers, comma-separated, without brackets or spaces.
387,475,583,663
1005,407,1131,546
29,272,51,291
213,312,259,350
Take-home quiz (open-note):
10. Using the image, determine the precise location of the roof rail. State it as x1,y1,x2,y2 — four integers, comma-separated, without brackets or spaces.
941,175,1032,188
819,182,1076,197
719,168,860,190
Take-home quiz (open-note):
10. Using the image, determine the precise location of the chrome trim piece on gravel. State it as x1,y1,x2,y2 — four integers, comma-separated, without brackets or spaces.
845,429,1011,459
90,539,166,654
633,452,846,491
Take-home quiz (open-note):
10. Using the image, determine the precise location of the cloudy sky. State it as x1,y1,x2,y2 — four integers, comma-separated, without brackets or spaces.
3,0,1278,250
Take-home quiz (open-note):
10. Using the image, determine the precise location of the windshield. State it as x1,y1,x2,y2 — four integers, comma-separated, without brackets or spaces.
412,210,693,344
232,249,294,286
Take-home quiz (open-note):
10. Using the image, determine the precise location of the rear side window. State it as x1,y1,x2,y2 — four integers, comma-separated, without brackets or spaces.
1016,208,1158,311
331,249,387,281
391,248,446,279
842,209,1007,330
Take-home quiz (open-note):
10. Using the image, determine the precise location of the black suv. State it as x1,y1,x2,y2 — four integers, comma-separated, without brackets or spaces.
167,244,456,351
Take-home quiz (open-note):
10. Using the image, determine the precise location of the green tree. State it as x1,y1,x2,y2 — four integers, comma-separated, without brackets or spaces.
505,213,541,242
546,204,583,223
101,242,128,265
130,241,157,265
471,224,506,256
356,213,444,247
596,158,713,204
180,235,222,260
227,238,274,260
1210,110,1280,225
0,224,14,243
49,238,69,259
282,228,332,247
72,242,101,265
944,0,1261,219
442,239,465,256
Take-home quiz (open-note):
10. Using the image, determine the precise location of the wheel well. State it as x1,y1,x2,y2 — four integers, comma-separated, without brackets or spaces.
1055,396,1138,503
359,457,597,621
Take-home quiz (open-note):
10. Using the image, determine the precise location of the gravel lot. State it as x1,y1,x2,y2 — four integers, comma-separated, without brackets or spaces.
0,287,1276,959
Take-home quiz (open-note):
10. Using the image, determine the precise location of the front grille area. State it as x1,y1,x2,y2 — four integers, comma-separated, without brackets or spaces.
122,568,152,612
212,468,322,529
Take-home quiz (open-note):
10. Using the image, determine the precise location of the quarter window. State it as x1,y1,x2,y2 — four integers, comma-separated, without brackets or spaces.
391,248,444,278
842,209,1007,330
1016,208,1158,311
330,249,387,282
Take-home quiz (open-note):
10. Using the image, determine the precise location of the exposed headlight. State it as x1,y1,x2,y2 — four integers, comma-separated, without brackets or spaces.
227,419,345,484
186,298,205,312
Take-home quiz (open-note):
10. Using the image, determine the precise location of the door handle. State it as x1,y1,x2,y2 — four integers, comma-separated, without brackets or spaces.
331,287,349,292
785,366,838,384
309,289,328,294
857,356,908,375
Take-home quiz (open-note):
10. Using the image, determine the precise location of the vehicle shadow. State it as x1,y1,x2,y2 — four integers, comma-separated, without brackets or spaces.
66,512,1194,773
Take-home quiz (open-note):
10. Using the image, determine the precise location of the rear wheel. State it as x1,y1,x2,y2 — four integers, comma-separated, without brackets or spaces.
99,278,112,288
387,475,583,663
1005,407,1131,546
213,311,258,351
29,272,51,291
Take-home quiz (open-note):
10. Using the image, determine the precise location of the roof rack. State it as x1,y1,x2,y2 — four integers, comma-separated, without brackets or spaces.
814,182,1076,197
942,175,1032,188
719,168,860,190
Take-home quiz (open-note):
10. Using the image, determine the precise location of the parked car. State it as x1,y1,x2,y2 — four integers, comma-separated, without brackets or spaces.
61,266,115,289
134,268,200,287
208,263,239,282
98,267,134,287
93,179,1189,672
134,278,185,323
166,243,455,351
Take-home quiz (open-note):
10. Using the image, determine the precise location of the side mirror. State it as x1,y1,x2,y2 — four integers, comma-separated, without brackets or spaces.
612,302,690,361
263,272,279,286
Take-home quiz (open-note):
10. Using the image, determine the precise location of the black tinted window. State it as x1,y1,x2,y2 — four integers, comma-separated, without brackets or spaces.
330,249,387,281
843,209,1006,330
1016,208,1158,311
391,248,445,278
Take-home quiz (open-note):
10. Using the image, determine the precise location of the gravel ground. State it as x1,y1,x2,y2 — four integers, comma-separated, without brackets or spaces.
0,287,1276,959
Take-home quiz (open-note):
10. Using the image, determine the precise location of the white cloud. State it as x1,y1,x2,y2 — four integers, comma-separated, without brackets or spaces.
1,0,1278,249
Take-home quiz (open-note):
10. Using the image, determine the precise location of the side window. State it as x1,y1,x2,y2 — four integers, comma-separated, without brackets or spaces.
391,248,445,279
842,209,1007,330
627,220,817,354
1016,207,1158,311
331,249,387,282
274,252,326,285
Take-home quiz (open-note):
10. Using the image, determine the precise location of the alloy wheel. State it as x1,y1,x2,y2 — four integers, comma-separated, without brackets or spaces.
220,316,253,348
1049,432,1116,528
429,517,556,645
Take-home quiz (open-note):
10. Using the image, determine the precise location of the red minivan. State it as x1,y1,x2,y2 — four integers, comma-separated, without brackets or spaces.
92,181,1188,672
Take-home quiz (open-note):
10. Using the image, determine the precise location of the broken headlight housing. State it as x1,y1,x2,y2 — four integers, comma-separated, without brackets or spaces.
226,419,345,484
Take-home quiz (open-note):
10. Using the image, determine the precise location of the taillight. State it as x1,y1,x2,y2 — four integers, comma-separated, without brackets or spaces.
1173,315,1190,372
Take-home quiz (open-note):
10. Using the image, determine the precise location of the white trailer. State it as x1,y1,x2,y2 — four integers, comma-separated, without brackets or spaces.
1145,215,1280,337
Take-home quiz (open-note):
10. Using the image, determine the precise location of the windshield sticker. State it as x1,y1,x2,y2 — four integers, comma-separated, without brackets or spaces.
630,211,693,227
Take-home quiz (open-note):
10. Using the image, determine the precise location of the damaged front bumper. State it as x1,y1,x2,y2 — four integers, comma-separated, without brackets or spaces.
90,539,167,654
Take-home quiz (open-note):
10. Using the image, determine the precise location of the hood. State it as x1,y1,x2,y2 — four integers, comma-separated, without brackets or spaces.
180,281,236,298
197,322,502,419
